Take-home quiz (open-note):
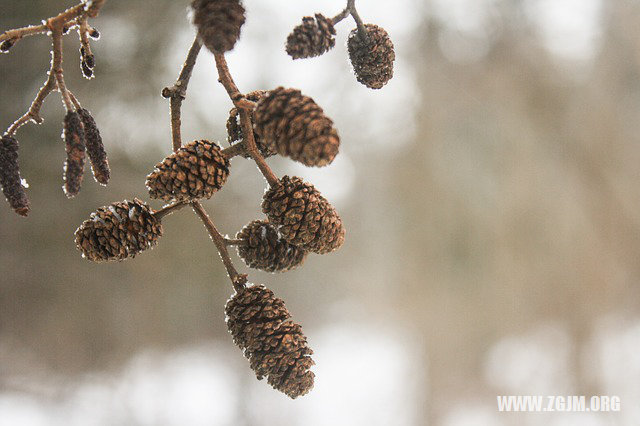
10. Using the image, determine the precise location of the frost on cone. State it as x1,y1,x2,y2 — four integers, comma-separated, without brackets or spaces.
262,175,345,254
63,111,87,198
236,220,308,273
191,0,246,53
253,87,339,167
75,198,163,262
78,108,110,185
225,284,315,398
286,14,336,60
348,24,395,89
226,90,276,158
146,140,230,202
0,135,30,216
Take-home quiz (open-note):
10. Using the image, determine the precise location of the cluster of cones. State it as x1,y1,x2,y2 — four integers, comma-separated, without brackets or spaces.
3,0,397,400
74,80,346,397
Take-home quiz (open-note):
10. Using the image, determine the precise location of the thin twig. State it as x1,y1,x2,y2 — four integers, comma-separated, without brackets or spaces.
191,201,247,292
51,29,73,111
163,37,202,151
225,238,245,246
153,200,190,220
0,1,107,45
213,52,280,188
222,142,247,159
6,71,56,135
332,7,351,25
347,0,369,43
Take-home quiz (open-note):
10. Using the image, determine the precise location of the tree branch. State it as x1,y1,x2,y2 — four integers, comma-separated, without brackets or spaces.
213,52,280,188
191,201,247,292
162,37,202,151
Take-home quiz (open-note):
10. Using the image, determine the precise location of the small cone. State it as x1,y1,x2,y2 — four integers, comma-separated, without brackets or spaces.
78,108,110,185
348,24,395,89
286,14,336,60
62,111,86,198
236,220,308,272
75,198,163,262
253,87,339,167
226,284,315,398
226,90,276,158
191,0,246,53
0,135,30,216
262,175,345,254
146,140,230,202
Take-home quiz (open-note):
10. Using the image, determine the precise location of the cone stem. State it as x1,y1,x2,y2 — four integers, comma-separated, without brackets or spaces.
191,201,247,292
348,0,369,44
153,200,189,220
213,52,280,188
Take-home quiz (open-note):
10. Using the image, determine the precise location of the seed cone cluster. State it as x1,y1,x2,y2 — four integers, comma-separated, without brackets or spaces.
348,24,395,89
226,90,276,158
262,175,345,254
63,111,87,198
254,87,340,167
75,199,163,262
146,140,230,202
191,0,246,54
0,135,30,216
286,14,336,60
78,108,110,185
236,220,308,273
226,285,315,398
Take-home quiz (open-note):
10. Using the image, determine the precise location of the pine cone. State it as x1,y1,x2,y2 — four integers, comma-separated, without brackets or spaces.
75,198,163,262
236,220,308,272
253,87,339,167
286,14,336,60
78,108,110,185
0,135,30,216
226,90,276,158
62,111,87,198
191,0,246,54
262,175,345,254
348,24,395,89
146,140,230,202
226,284,315,398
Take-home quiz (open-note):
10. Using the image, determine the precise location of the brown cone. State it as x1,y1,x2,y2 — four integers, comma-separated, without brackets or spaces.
225,284,315,398
236,220,308,272
63,111,87,198
262,175,345,254
286,14,336,60
0,135,30,216
191,0,245,54
78,108,110,185
348,24,395,89
226,90,276,158
74,198,163,262
253,87,339,167
146,140,230,202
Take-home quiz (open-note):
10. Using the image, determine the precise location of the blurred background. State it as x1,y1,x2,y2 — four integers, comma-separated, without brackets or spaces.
2,0,640,425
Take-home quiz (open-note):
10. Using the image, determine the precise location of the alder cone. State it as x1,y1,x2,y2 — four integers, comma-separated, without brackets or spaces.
262,175,345,254
225,284,315,398
253,87,339,167
78,108,110,185
146,140,230,202
286,14,336,60
62,111,87,198
348,24,395,89
236,220,308,272
0,135,30,216
191,0,245,53
226,90,276,158
75,198,162,262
